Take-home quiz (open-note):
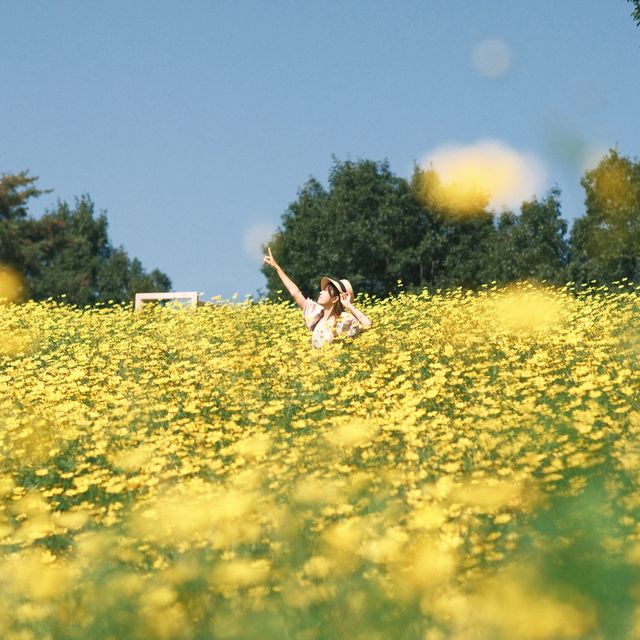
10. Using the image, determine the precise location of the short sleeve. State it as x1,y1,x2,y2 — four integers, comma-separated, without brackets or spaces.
337,312,363,339
302,298,323,331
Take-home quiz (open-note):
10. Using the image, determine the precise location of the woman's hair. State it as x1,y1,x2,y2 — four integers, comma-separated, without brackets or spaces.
326,282,345,314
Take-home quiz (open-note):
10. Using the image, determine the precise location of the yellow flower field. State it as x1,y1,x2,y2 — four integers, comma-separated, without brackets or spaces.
1,281,639,639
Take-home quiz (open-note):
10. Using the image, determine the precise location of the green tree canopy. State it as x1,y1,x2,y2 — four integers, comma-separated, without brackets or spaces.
262,158,427,299
409,166,496,291
0,172,51,271
630,0,640,27
491,188,569,284
262,158,574,299
0,171,52,221
264,151,637,299
569,150,640,284
0,171,171,305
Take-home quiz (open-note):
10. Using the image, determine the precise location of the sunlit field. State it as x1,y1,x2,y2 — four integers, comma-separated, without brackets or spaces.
1,282,640,639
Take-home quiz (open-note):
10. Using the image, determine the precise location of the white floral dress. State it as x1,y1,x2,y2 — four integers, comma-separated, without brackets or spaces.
302,298,362,349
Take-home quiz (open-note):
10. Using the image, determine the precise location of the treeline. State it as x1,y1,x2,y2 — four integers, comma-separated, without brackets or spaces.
3,149,638,306
262,150,640,298
0,172,171,305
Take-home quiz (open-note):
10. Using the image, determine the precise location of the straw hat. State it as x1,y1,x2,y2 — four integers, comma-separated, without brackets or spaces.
320,276,354,302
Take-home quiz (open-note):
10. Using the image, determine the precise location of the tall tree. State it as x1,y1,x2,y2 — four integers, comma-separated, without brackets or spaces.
0,171,171,304
323,158,426,295
0,172,51,271
491,189,569,284
263,158,580,299
569,150,640,284
23,196,112,305
262,159,427,299
410,166,496,291
262,177,328,299
489,210,519,282
630,0,640,27
97,249,171,303
0,171,51,222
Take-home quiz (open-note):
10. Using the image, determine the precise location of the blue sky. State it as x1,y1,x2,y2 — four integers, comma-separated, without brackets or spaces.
2,1,639,299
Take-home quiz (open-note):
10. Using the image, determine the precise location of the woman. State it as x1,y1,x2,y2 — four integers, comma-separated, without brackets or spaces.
263,247,372,348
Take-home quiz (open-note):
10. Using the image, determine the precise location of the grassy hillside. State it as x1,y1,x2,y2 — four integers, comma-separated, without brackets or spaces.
1,282,639,638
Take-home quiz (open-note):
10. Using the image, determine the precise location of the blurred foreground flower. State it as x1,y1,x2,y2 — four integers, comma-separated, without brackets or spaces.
488,283,567,334
419,139,546,214
0,265,23,303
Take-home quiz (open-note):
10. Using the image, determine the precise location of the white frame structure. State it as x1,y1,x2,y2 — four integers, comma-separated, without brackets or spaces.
134,291,200,312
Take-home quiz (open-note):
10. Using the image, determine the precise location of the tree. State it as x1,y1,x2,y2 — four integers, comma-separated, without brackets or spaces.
0,171,50,222
0,172,51,272
489,210,519,282
262,158,427,299
434,215,496,290
22,196,111,305
0,171,172,304
630,0,640,27
410,166,496,291
568,150,640,284
261,177,329,298
490,189,569,284
323,158,426,296
262,157,584,299
98,249,172,303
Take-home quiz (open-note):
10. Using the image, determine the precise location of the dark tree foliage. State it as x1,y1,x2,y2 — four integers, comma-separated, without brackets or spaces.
262,159,427,299
262,156,602,299
410,166,497,290
97,249,171,304
569,150,640,284
0,172,51,271
262,177,329,299
630,0,640,27
0,172,171,305
20,198,112,304
323,159,426,296
491,189,569,284
263,158,575,299
0,171,51,221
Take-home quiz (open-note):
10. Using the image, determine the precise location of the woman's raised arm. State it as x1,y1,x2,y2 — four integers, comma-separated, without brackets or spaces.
340,291,372,329
263,247,306,310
